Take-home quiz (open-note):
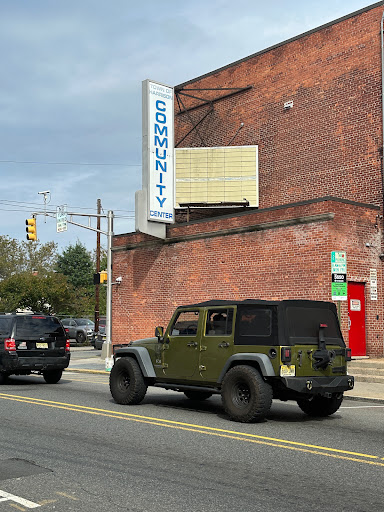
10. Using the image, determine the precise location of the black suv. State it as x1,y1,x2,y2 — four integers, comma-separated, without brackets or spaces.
0,313,70,384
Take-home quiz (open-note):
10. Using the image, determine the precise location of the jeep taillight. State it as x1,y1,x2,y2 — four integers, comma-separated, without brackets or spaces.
65,340,70,353
5,338,16,352
345,348,352,361
281,347,291,363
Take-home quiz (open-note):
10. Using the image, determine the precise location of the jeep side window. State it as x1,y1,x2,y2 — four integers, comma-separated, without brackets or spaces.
235,306,277,345
205,309,234,335
170,311,199,336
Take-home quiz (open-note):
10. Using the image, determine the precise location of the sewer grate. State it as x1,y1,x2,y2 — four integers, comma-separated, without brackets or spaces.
0,458,52,481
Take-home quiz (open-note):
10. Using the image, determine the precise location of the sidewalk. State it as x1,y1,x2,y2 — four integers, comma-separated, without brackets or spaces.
65,348,384,403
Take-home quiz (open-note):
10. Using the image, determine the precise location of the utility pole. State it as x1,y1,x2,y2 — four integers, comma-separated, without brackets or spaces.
94,199,101,333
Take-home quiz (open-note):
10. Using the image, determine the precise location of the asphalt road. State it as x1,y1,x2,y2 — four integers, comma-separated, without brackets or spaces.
0,370,383,512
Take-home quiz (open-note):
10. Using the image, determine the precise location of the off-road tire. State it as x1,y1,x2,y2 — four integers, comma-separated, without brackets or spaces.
221,365,273,423
297,394,343,417
76,331,86,343
42,369,63,384
184,390,213,401
110,357,147,405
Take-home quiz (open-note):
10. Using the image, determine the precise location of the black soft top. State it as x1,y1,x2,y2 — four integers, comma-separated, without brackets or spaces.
178,299,336,310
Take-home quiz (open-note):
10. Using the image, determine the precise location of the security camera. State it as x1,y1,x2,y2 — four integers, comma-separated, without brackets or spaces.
115,276,122,284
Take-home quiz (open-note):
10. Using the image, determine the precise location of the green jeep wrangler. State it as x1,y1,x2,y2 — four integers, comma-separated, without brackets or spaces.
109,299,354,422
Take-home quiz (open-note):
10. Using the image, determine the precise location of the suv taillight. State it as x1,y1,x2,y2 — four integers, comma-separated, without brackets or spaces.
281,347,292,363
65,340,71,353
345,348,352,361
5,338,16,352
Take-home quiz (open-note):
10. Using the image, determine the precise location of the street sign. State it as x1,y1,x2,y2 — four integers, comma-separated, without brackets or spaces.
56,205,68,232
370,268,378,300
331,251,347,300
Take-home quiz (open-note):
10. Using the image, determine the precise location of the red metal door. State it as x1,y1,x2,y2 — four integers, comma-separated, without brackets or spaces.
347,282,366,356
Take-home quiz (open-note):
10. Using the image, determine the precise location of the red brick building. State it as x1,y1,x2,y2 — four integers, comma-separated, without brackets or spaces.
112,2,384,357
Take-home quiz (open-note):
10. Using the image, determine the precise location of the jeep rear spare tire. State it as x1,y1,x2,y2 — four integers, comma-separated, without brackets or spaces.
297,393,343,417
221,365,273,423
110,357,147,405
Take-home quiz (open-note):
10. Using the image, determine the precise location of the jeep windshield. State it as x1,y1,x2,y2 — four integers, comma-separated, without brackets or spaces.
286,305,344,346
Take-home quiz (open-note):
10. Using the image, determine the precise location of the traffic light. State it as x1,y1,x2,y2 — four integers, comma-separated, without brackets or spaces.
26,218,37,241
93,271,108,284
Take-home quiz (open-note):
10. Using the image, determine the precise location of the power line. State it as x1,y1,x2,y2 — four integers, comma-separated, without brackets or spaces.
0,159,140,167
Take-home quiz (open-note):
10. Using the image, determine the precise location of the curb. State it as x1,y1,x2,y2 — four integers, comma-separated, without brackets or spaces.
344,395,384,404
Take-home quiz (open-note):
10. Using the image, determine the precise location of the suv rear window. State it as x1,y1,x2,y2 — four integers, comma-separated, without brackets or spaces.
0,317,12,336
15,316,65,337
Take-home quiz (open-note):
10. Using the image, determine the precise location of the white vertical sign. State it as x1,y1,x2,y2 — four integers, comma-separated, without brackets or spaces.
370,268,378,300
56,205,67,232
143,79,174,223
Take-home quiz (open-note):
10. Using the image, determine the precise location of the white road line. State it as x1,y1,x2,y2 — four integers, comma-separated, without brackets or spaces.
341,405,384,409
0,490,40,508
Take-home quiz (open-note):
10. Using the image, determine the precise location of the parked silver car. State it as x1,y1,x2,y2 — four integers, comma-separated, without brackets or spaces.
61,318,95,343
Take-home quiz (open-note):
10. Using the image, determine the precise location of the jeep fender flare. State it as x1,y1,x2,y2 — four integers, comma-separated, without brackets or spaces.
114,347,156,378
218,353,276,383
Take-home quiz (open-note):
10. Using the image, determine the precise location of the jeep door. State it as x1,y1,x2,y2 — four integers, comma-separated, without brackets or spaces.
198,307,235,383
163,309,201,378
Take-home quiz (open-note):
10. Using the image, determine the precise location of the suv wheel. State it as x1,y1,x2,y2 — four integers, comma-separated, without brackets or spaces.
76,331,86,343
43,370,63,384
221,365,273,423
184,390,213,401
110,358,147,405
297,394,343,417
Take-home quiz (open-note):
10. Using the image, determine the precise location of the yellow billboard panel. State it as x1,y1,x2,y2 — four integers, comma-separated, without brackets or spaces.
175,146,258,206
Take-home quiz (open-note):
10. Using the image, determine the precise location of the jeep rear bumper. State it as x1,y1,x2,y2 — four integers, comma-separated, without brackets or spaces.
280,375,354,395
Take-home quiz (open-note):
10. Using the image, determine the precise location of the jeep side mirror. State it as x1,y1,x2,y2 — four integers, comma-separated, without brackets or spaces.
155,326,164,342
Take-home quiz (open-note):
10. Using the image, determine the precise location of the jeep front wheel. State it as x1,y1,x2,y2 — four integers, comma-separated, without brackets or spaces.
221,365,273,423
297,394,343,417
110,357,147,405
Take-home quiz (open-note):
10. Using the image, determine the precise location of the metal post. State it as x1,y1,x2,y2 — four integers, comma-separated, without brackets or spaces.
101,210,114,361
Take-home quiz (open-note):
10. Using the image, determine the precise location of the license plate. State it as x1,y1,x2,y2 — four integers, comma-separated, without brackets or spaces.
36,342,48,349
280,364,296,377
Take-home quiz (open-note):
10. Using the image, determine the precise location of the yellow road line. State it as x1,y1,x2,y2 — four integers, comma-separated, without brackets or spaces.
0,392,382,466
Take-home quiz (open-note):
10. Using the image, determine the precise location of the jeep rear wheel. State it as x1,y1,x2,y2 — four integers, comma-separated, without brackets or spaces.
110,357,147,405
297,393,343,417
43,369,63,384
221,365,272,423
184,391,213,401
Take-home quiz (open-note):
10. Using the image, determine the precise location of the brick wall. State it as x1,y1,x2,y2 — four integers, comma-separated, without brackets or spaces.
175,4,384,211
112,198,383,357
112,4,384,358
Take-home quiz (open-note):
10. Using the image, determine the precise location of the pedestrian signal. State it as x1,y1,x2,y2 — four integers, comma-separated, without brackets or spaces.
26,218,37,241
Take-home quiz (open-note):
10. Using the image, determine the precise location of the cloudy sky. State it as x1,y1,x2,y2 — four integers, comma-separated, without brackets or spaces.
0,0,378,252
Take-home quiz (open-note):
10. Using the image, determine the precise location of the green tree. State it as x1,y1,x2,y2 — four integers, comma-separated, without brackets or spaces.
56,241,93,288
0,272,75,314
0,235,58,280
